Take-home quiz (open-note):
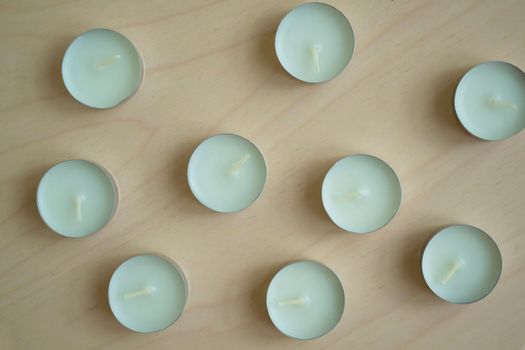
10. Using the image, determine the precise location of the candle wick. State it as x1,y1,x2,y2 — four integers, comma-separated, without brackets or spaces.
310,44,322,73
343,188,369,201
94,54,121,70
489,96,518,111
440,260,464,285
278,295,310,306
75,195,86,222
123,286,156,300
230,154,251,176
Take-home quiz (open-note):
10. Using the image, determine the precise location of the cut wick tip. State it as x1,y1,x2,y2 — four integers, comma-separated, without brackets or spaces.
440,260,464,285
75,194,86,222
343,188,369,201
123,286,156,300
278,296,311,306
310,44,322,73
95,54,122,70
489,96,518,111
230,154,251,175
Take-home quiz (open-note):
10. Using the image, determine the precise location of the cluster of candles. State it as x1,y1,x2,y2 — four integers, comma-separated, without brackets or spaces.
37,2,522,339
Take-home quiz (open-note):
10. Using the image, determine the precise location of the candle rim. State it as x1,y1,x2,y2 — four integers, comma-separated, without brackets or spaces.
186,133,268,214
61,27,144,109
274,2,356,84
265,259,346,340
107,253,189,334
36,158,120,238
453,60,525,141
321,154,402,234
420,224,503,304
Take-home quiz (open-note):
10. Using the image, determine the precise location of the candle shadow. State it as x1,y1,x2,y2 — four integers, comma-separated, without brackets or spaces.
47,35,99,114
247,270,274,324
48,39,70,95
24,166,48,214
91,254,133,333
169,137,218,217
245,263,293,339
399,225,453,300
257,29,281,74
432,66,480,141
401,235,432,295
301,157,346,230
255,13,306,87
14,165,60,241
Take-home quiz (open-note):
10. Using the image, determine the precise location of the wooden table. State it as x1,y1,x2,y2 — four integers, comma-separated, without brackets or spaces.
1,1,524,349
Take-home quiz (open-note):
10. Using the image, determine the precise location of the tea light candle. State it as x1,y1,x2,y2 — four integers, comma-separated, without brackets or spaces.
455,61,525,140
37,159,118,238
62,28,143,108
108,254,188,333
421,225,502,304
266,261,345,340
275,3,355,83
322,154,401,233
187,134,267,213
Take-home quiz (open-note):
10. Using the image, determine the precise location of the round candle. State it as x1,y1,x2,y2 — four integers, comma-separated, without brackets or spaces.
108,254,188,333
266,261,345,340
37,159,118,238
187,134,267,213
421,225,502,304
275,3,355,83
322,155,401,233
62,28,143,108
454,61,525,140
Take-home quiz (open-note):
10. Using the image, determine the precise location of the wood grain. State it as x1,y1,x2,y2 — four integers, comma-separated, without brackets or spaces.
1,0,524,349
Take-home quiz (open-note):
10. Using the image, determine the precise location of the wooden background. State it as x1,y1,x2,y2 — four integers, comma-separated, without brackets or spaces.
1,0,524,349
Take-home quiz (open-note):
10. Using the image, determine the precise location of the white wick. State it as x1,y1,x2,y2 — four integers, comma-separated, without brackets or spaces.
75,195,86,222
440,260,464,285
95,54,121,70
230,154,251,176
489,96,518,111
124,286,156,300
343,188,369,201
278,295,310,306
310,44,322,73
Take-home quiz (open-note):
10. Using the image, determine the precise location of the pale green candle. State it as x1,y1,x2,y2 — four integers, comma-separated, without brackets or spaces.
275,3,355,83
421,225,502,304
266,261,345,340
187,134,267,213
322,155,402,233
37,160,118,238
455,61,525,140
62,28,143,108
108,254,188,333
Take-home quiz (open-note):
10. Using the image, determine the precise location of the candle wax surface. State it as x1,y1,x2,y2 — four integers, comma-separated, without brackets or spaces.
275,3,355,83
108,255,188,333
455,61,525,140
267,261,345,340
37,160,117,237
62,29,142,108
187,134,267,213
322,155,401,233
422,225,502,304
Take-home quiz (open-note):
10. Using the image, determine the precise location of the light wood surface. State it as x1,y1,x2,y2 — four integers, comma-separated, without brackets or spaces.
1,1,524,349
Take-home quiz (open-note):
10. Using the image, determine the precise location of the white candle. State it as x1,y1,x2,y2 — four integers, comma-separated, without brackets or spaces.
322,155,402,233
62,28,143,109
455,61,525,140
266,261,345,340
108,254,188,333
37,160,119,238
275,3,355,83
187,134,267,213
421,225,502,304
